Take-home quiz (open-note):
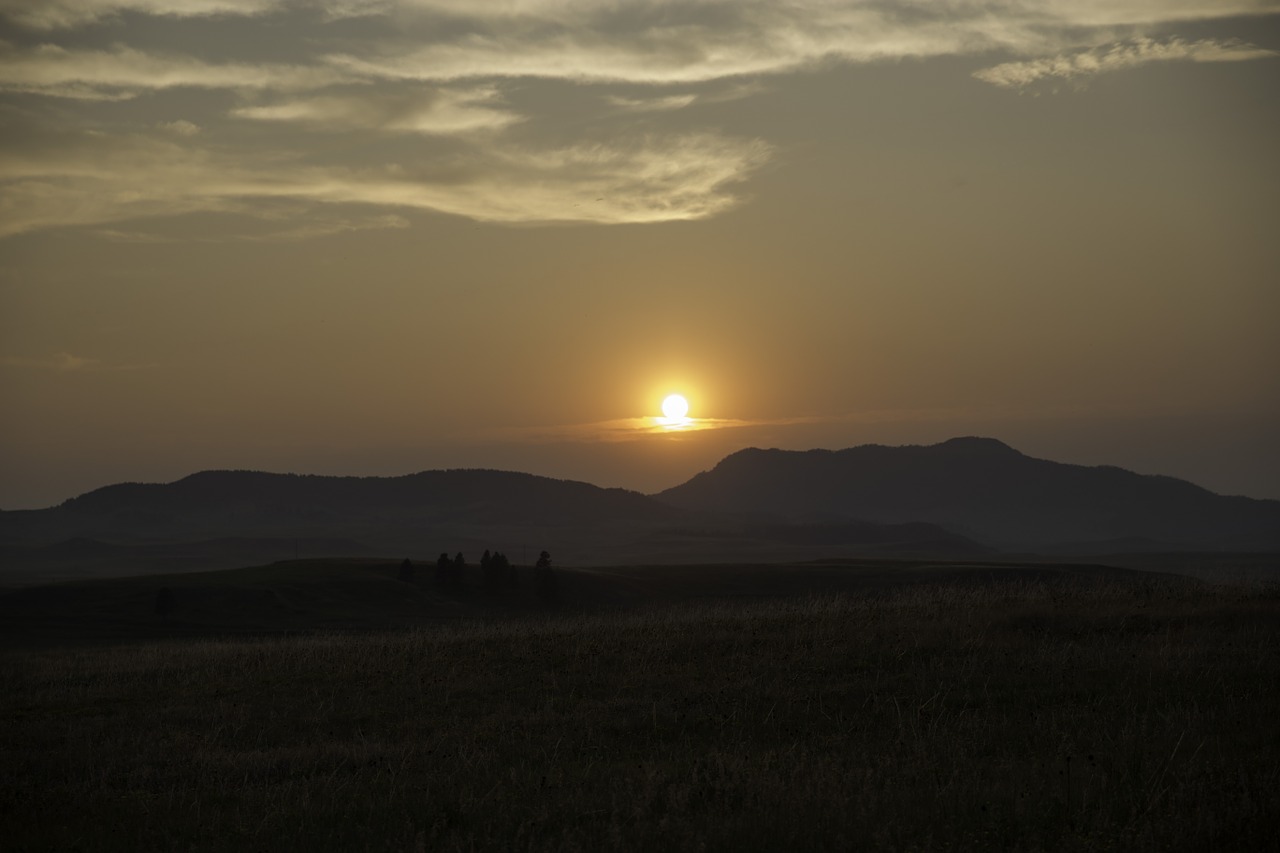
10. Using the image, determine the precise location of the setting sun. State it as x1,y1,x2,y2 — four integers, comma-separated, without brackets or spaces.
661,394,690,420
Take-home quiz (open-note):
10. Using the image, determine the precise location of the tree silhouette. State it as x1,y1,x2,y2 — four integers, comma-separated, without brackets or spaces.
534,550,557,605
398,558,416,583
481,549,504,594
435,552,454,590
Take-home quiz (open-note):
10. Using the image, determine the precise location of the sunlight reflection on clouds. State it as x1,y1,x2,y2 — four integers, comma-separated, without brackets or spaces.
0,0,1275,235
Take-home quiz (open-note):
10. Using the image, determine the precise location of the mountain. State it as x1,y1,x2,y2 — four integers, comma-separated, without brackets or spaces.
6,438,1270,585
56,468,675,530
0,468,983,584
656,437,1280,551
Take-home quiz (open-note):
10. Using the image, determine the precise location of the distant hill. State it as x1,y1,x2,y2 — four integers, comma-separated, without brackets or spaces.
58,468,674,527
655,437,1280,552
0,468,983,584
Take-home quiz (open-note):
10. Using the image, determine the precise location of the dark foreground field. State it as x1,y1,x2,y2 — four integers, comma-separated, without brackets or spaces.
3,569,1278,852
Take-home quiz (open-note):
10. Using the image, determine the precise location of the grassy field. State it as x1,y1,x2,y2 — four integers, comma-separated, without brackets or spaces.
2,570,1277,851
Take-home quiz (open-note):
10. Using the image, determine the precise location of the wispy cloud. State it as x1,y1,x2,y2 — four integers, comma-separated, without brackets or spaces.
477,400,1206,446
0,0,280,30
605,93,699,113
483,415,760,444
93,211,410,242
1,1,1277,236
0,44,344,100
14,2,1270,93
156,119,201,136
317,2,1278,86
0,127,771,236
975,37,1279,89
232,86,521,135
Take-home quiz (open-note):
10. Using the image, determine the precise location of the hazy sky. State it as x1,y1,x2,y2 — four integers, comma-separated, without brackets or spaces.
2,1,1278,509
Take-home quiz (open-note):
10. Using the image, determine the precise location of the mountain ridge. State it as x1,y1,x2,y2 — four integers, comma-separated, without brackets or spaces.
2,437,1275,585
656,437,1279,551
0,464,988,583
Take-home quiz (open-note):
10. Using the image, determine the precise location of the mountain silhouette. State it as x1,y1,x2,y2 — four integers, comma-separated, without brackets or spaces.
655,437,1280,551
0,468,983,583
58,469,674,528
3,439,1274,584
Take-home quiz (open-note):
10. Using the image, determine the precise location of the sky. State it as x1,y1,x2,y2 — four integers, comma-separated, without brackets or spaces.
1,0,1278,510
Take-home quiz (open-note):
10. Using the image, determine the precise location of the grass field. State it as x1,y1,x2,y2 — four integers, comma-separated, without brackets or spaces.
2,568,1277,851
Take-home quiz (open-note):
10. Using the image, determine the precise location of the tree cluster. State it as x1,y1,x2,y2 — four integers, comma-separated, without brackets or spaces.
479,549,515,593
403,548,557,603
435,552,467,592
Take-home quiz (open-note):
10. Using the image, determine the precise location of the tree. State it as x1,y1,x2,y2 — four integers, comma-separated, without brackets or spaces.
481,549,504,594
452,552,467,590
398,558,416,583
435,552,454,589
534,550,558,605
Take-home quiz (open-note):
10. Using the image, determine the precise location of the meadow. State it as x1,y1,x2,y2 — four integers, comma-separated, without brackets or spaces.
2,570,1277,851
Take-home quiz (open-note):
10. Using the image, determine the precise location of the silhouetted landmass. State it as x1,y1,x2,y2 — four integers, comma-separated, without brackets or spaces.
0,469,985,584
656,437,1280,552
57,469,675,528
2,439,1276,586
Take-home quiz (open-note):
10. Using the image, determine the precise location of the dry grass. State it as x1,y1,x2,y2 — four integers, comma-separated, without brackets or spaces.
2,578,1277,851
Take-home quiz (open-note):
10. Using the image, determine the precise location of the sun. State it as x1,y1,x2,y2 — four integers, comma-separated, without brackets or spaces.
661,393,690,421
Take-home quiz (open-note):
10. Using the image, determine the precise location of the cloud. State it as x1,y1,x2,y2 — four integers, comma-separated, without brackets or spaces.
478,400,1210,447
974,37,1280,89
483,415,761,444
317,2,1280,85
3,4,1276,97
94,212,410,242
1,1,1276,236
0,44,344,100
0,126,770,236
320,18,972,86
0,0,280,30
603,84,766,113
232,86,522,135
605,93,698,113
157,119,201,136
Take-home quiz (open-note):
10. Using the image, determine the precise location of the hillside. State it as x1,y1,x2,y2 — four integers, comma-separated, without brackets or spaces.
656,437,1280,551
